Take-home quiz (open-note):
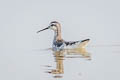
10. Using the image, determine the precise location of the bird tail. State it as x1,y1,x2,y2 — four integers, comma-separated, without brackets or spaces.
81,39,90,42
78,39,90,48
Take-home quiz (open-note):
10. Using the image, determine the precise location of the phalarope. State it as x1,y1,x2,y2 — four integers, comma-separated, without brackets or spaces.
37,21,90,51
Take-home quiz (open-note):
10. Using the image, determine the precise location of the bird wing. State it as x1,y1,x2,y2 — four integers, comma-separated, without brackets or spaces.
64,41,80,46
64,39,90,48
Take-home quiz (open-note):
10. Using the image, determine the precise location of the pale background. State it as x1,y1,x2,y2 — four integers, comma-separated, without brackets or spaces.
0,0,120,80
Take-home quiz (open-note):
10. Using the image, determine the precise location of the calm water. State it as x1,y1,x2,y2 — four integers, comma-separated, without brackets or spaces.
0,0,120,80
0,45,120,80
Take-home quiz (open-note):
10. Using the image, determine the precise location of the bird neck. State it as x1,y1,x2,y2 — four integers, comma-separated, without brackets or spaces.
54,26,63,41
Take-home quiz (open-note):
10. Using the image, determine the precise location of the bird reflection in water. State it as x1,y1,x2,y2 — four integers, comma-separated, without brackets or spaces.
46,47,91,78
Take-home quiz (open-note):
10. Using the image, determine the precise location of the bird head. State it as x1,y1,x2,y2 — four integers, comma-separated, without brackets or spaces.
37,21,61,33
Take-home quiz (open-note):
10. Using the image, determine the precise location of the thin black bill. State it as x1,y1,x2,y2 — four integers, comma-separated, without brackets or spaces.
37,27,49,33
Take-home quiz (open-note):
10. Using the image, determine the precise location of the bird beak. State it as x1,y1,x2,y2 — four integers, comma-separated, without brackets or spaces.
37,27,49,33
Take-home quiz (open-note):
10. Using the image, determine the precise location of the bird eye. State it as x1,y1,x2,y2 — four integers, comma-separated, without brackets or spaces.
51,24,54,26
51,24,56,26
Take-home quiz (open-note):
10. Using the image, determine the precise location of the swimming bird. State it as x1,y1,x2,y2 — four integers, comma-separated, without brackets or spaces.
37,21,90,51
